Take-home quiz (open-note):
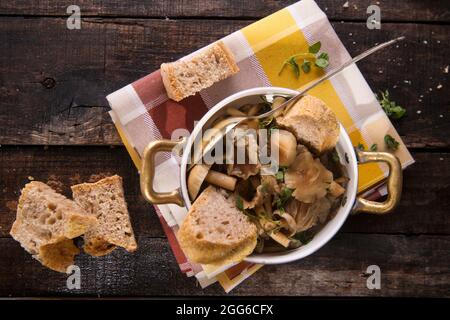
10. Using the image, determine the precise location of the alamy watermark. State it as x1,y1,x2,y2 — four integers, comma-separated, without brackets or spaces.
366,265,381,290
367,5,381,29
66,265,81,289
67,5,81,30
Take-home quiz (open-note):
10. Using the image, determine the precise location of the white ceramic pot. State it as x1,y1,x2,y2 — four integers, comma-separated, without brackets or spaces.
140,87,402,264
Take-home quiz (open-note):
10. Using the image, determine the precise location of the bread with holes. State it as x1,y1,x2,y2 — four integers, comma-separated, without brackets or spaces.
71,175,137,256
177,186,257,264
161,41,239,101
10,181,97,272
277,95,340,154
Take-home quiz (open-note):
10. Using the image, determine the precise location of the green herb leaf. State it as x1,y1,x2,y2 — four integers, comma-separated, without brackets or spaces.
273,187,294,210
275,170,284,182
315,52,329,68
331,148,340,163
308,41,322,54
357,143,365,151
384,134,400,151
294,230,314,245
370,143,378,151
377,90,406,119
287,57,300,78
301,60,311,73
235,196,244,211
259,117,273,129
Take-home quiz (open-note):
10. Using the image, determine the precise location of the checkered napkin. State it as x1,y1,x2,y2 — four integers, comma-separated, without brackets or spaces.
107,0,414,292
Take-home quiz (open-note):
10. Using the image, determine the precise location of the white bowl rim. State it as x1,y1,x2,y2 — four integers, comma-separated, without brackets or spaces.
179,86,358,265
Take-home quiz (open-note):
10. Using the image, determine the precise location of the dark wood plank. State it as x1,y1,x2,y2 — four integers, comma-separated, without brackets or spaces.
0,0,449,22
0,234,448,297
0,18,448,147
1,146,449,237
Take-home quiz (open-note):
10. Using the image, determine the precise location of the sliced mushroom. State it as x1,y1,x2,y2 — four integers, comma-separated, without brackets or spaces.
274,210,297,237
188,164,211,200
205,170,237,192
247,104,261,116
188,164,237,200
329,180,345,198
226,107,246,117
272,96,287,118
285,145,333,203
271,129,297,167
269,231,290,248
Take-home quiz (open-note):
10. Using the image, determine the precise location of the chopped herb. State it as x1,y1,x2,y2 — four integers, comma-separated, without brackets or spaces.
285,57,300,78
344,152,349,164
331,148,340,163
275,170,284,182
294,230,314,245
279,42,329,78
384,134,400,151
357,143,365,151
273,187,294,210
315,52,329,68
370,143,378,151
308,41,322,54
301,60,311,73
235,196,244,211
377,90,406,119
259,117,273,129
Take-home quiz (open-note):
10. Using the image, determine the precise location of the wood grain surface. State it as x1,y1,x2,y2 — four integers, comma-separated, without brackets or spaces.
0,0,449,297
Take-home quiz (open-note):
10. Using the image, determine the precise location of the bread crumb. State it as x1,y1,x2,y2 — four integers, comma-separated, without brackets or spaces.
423,40,428,44
440,158,444,161
437,84,443,89
379,70,383,74
349,32,353,36
416,110,422,114
429,88,433,92
28,176,34,181
343,1,349,8
444,65,449,74
353,4,358,9
439,114,444,118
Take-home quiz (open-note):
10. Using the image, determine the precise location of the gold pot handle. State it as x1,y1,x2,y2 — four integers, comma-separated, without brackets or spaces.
353,149,403,214
140,138,185,207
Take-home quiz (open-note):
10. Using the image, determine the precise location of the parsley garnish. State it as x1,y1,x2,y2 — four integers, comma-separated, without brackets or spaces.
273,187,294,210
357,143,365,151
331,148,340,163
377,90,406,119
370,143,378,151
275,170,284,182
315,52,329,68
235,196,244,211
384,134,400,151
278,41,329,78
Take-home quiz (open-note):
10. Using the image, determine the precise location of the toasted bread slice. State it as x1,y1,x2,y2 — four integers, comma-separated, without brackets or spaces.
10,181,96,272
277,95,340,154
161,41,239,101
178,186,257,264
71,175,137,256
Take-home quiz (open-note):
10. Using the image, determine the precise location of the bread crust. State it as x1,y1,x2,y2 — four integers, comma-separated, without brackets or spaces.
178,186,257,264
10,181,96,272
160,41,239,102
71,175,138,256
277,95,340,154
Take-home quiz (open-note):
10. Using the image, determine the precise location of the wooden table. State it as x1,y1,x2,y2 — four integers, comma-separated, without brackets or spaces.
0,0,449,297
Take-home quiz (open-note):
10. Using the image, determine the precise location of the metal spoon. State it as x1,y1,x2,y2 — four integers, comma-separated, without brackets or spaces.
191,36,405,167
